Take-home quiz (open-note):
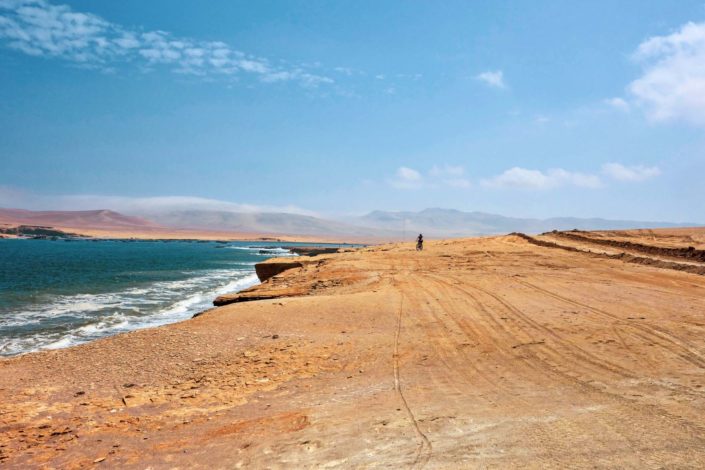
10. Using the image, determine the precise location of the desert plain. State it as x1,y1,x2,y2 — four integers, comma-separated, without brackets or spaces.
1,228,705,468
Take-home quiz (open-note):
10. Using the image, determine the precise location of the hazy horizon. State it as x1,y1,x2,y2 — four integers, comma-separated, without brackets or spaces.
2,1,704,223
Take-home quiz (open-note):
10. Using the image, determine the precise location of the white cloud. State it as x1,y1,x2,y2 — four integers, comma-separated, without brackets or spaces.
475,70,505,89
0,186,318,216
389,163,657,191
388,165,471,190
482,167,601,190
604,97,630,112
602,163,661,182
628,22,705,126
0,0,333,87
388,166,423,189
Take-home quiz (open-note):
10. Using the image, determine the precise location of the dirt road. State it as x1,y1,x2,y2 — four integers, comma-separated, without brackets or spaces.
2,233,705,468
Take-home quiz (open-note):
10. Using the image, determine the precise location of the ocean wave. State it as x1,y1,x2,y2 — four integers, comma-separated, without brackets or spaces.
226,246,296,256
0,270,259,356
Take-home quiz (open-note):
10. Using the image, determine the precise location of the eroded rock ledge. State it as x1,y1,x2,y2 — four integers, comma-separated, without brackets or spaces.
212,257,318,307
255,259,305,282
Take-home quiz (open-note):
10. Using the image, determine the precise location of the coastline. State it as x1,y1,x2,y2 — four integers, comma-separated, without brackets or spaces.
0,221,391,245
0,241,356,357
2,233,705,467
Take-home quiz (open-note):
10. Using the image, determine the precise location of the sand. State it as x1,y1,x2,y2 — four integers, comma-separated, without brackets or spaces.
1,231,705,468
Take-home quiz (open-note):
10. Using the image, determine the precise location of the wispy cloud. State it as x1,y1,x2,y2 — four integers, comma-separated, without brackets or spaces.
389,162,661,192
628,21,705,126
604,97,630,112
0,0,334,87
388,166,423,189
481,167,601,190
475,70,506,89
388,165,470,190
602,163,661,182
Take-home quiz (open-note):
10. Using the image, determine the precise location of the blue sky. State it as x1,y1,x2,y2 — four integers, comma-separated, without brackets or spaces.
1,0,704,222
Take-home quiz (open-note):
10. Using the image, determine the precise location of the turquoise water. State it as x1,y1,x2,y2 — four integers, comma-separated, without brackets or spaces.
0,239,346,356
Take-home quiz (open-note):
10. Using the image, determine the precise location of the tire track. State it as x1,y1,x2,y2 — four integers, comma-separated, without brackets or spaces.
423,272,705,448
515,279,705,369
392,285,432,468
430,273,633,380
411,273,644,463
402,275,570,465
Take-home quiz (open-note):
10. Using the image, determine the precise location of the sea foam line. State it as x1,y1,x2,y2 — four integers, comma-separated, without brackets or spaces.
0,270,260,356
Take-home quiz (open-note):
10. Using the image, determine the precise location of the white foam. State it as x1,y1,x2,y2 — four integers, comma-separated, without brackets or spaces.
0,270,261,356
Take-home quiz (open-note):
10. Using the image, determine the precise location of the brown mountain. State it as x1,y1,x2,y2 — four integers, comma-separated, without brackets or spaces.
0,208,159,229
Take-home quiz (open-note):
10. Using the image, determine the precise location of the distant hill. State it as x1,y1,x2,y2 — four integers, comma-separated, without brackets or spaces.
0,207,695,239
0,208,159,229
355,208,694,237
142,210,398,238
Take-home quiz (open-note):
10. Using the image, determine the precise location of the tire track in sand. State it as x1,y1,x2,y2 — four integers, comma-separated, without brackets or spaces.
393,287,433,468
515,279,705,369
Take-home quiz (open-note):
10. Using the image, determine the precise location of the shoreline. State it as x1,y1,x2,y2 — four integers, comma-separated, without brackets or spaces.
2,231,705,467
0,241,299,358
0,221,393,244
0,243,352,358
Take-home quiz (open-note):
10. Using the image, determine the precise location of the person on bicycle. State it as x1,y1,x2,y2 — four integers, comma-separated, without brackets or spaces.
416,233,424,251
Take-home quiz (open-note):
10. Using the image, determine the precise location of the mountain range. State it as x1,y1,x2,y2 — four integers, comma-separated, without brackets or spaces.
354,208,693,237
0,209,157,229
0,207,695,239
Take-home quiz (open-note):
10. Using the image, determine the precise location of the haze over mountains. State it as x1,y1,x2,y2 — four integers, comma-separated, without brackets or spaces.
0,207,695,239
142,210,391,238
354,208,694,237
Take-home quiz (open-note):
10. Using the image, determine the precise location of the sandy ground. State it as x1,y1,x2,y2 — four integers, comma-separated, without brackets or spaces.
587,227,705,250
2,231,705,468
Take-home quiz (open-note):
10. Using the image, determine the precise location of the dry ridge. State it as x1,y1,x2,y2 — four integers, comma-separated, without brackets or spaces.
1,230,705,468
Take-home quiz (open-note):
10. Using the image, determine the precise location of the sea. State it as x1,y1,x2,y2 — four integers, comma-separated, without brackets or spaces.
0,238,350,356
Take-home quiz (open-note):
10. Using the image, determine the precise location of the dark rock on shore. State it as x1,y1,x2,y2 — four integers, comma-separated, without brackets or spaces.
284,247,340,256
255,260,304,282
0,225,80,238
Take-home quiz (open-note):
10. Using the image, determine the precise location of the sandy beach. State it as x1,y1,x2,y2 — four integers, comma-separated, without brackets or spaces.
2,231,705,468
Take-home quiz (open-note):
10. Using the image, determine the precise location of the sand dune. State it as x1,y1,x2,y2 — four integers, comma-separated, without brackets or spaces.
1,230,705,467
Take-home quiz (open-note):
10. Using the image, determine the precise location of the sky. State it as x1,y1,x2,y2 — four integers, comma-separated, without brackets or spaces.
1,0,704,222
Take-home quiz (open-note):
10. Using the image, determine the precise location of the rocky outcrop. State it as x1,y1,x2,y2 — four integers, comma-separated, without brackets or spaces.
285,247,340,256
255,260,305,282
0,225,78,238
210,255,332,308
212,285,309,307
